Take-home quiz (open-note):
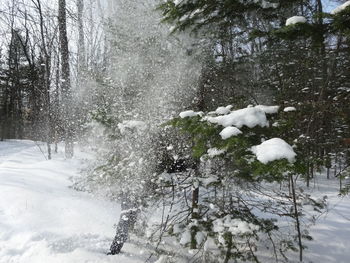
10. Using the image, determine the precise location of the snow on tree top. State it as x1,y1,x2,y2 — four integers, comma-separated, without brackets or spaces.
219,126,242,140
284,106,296,112
331,1,350,14
251,138,296,164
285,16,307,26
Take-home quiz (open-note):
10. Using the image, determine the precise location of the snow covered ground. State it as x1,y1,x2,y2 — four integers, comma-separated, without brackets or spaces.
304,179,350,263
0,140,146,263
0,140,349,262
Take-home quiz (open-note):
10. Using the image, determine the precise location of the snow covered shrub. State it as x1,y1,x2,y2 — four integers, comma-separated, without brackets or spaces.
147,104,326,262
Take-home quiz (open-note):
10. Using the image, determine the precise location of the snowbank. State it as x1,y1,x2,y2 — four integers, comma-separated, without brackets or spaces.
252,138,296,164
286,16,307,26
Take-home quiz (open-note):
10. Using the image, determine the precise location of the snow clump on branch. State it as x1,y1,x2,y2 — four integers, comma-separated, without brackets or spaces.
219,126,242,139
179,110,202,118
213,215,260,239
285,16,307,26
284,106,296,112
251,138,296,164
206,107,269,128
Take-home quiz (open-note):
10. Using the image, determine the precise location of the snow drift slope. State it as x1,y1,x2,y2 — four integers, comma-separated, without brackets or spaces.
0,140,143,263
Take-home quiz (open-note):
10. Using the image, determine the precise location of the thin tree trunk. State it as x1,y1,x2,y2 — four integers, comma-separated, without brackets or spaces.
54,55,60,154
327,167,330,179
35,0,52,159
77,0,85,70
190,164,200,249
290,175,303,262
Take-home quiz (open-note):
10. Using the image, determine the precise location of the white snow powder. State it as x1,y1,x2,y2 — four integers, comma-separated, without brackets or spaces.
252,138,296,164
219,126,242,139
284,106,296,112
167,144,174,151
118,120,147,134
286,16,307,26
331,1,350,14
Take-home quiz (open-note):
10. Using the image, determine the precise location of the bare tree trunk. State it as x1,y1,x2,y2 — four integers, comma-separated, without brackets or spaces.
58,0,74,158
109,194,138,255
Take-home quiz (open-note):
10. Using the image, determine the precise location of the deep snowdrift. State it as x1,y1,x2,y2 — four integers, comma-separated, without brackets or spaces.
0,140,144,263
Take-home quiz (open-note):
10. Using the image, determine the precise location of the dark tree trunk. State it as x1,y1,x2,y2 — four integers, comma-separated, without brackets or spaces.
108,195,138,255
58,0,74,158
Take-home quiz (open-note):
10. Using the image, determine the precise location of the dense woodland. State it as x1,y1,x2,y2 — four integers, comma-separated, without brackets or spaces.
0,0,349,262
